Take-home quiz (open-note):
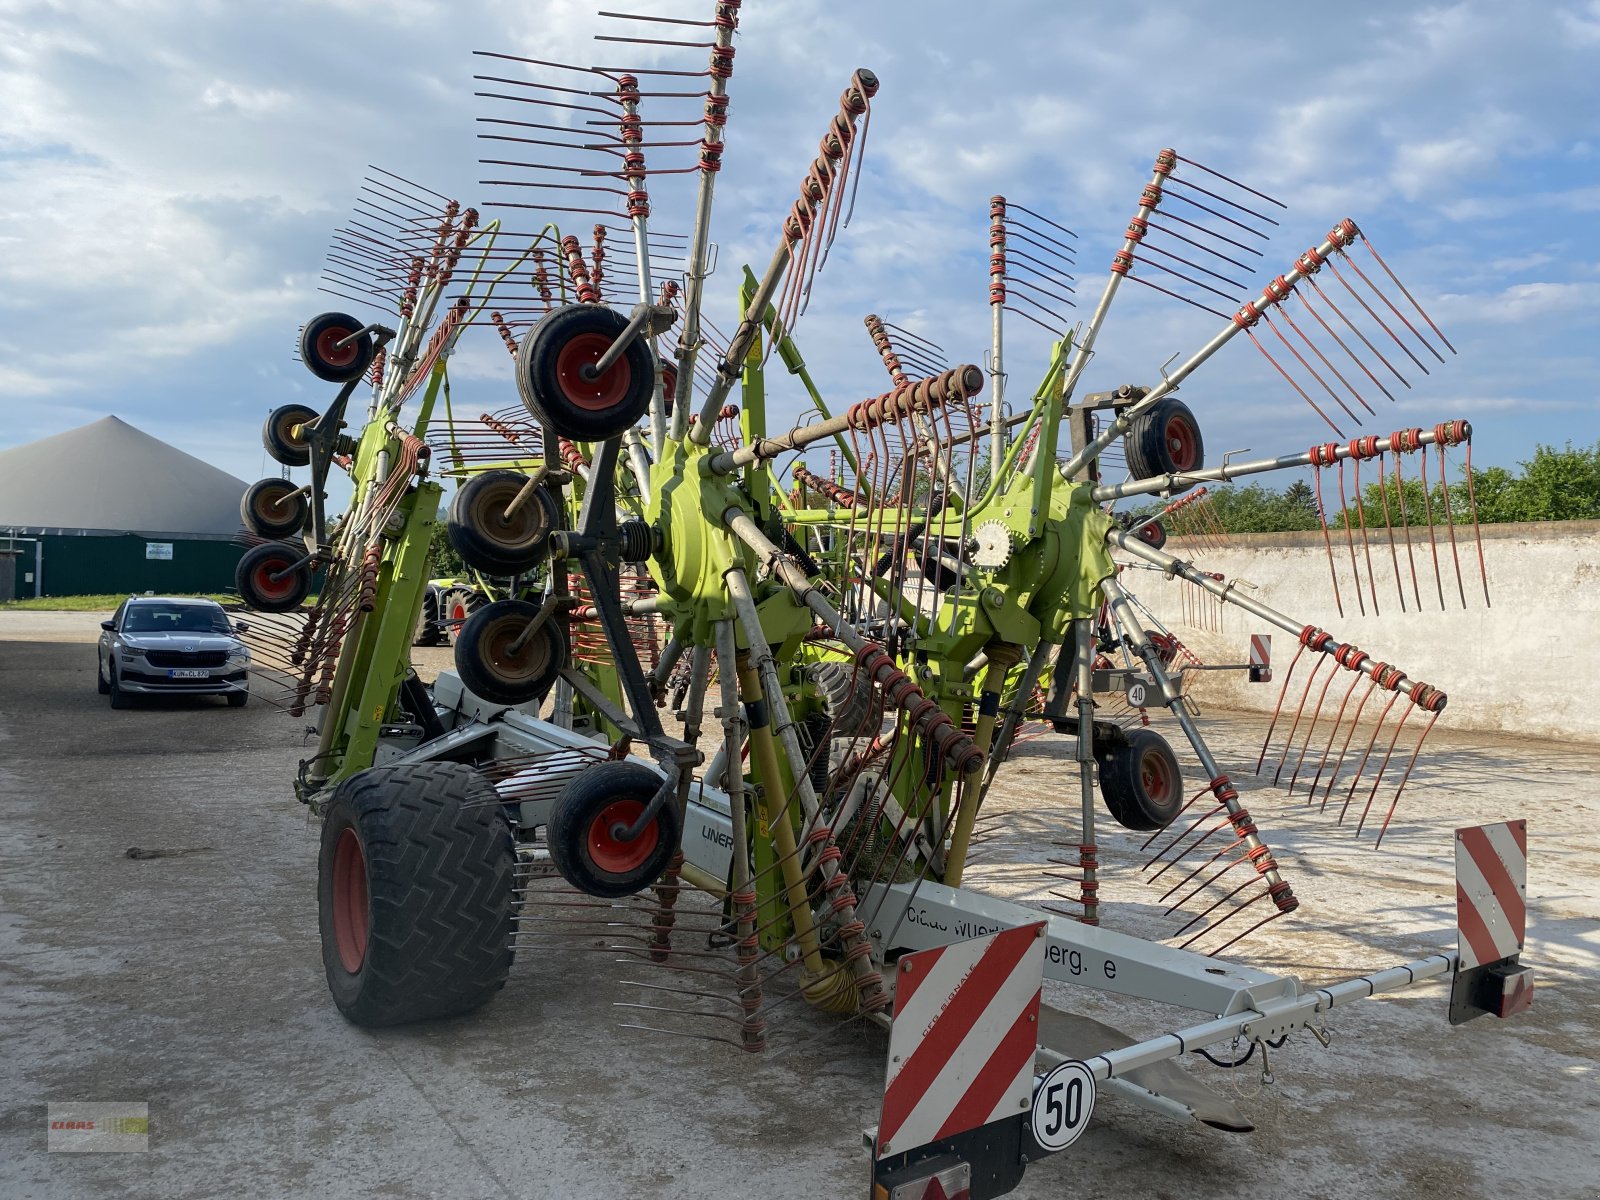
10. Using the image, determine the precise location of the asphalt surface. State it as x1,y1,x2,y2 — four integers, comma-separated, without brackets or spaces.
2,611,1596,1199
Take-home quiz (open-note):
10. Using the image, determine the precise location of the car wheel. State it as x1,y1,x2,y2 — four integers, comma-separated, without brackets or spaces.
109,665,131,710
227,688,249,709
97,655,109,695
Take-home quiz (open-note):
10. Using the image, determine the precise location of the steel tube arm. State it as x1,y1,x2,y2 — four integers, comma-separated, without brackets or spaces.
1093,421,1468,503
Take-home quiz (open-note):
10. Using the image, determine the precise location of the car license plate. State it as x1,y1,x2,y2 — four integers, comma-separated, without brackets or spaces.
169,669,209,679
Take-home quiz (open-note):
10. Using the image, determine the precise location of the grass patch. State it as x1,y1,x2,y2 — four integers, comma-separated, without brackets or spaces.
1,593,240,612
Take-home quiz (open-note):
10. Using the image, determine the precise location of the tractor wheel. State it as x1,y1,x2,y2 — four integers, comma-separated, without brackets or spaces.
547,761,681,899
241,478,309,539
236,542,313,613
317,762,514,1027
1124,398,1204,491
300,311,375,384
262,403,319,468
1098,728,1184,832
414,587,444,647
447,470,561,576
808,660,884,738
517,303,654,441
440,585,486,642
453,599,567,706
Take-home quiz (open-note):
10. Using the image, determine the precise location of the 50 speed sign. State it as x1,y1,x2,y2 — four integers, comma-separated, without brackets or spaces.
1030,1060,1096,1152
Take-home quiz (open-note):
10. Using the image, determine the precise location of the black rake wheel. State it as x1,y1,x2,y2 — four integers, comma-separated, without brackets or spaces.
1124,397,1204,491
1134,518,1168,551
241,477,309,539
516,303,655,441
235,542,313,613
453,599,567,706
547,760,682,899
318,761,514,1027
300,311,375,384
1098,728,1185,832
262,403,319,468
447,470,562,576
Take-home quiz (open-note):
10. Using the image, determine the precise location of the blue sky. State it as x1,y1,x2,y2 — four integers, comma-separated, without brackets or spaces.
0,0,1595,489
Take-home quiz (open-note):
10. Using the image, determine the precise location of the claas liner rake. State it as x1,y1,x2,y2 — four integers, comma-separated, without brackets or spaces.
231,6,1532,1197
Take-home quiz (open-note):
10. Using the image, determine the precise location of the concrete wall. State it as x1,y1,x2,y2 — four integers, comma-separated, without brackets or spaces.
1130,519,1600,743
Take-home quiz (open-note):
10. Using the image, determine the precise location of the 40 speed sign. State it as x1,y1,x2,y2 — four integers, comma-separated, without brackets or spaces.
1031,1060,1096,1152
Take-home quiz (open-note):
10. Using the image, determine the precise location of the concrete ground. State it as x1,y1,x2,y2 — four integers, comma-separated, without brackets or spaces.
2,611,1595,1199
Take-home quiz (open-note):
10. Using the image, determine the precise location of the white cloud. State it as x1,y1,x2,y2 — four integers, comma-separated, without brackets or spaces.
0,0,1593,479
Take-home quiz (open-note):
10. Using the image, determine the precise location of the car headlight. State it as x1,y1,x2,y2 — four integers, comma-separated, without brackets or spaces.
227,647,251,664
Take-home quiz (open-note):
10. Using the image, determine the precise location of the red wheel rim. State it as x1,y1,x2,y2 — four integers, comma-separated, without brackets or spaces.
452,602,467,621
1139,748,1177,805
251,557,299,603
586,799,658,875
331,828,369,973
659,363,678,402
314,327,359,369
554,331,634,412
1164,415,1199,472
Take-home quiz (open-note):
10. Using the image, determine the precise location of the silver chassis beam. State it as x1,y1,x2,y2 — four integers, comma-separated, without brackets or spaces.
405,671,1464,1127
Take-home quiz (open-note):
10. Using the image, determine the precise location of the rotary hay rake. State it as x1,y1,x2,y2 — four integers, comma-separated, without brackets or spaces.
232,6,1530,1197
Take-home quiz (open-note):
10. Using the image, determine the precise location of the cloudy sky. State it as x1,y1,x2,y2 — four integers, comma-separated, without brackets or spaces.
1,0,1595,490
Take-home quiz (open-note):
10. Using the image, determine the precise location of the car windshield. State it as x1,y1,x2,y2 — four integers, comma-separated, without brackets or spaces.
122,605,231,635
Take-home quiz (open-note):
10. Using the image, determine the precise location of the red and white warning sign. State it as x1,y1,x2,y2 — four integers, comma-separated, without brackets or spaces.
1248,634,1272,683
1456,819,1527,969
877,922,1047,1159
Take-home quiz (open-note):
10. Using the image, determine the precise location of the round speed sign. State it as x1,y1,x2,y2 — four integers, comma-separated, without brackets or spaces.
1030,1060,1096,1152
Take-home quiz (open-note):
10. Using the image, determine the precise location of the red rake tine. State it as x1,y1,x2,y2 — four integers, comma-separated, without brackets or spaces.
1265,312,1361,429
1358,232,1457,354
1248,325,1345,437
1326,254,1430,377
1204,899,1288,959
1353,457,1381,616
1310,674,1368,804
1376,453,1407,612
1462,436,1492,607
1255,643,1308,772
1292,289,1383,413
1174,876,1265,945
1161,841,1249,910
1436,441,1469,608
1272,657,1328,785
1335,459,1367,616
1415,448,1447,609
1275,302,1366,425
1339,242,1448,365
1354,705,1414,838
1287,663,1341,794
1311,461,1346,618
1304,274,1409,392
1336,691,1402,824
1373,708,1443,848
1392,448,1423,609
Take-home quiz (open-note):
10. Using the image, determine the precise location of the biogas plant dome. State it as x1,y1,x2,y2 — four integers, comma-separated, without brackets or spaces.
0,415,247,538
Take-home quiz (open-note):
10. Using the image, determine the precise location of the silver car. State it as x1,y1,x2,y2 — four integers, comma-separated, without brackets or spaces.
97,597,251,709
